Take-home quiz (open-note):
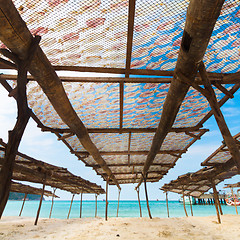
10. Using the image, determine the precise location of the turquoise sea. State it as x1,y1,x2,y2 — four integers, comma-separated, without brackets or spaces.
3,200,239,219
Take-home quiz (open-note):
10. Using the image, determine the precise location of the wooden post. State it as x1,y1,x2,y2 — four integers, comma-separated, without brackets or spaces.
19,193,27,216
143,175,152,219
182,190,188,217
211,180,221,224
136,188,142,217
0,37,40,218
188,195,193,216
80,191,83,218
67,194,75,220
34,175,46,225
231,188,238,215
95,194,98,218
105,178,109,221
166,192,170,218
216,191,223,215
49,188,56,219
116,188,121,217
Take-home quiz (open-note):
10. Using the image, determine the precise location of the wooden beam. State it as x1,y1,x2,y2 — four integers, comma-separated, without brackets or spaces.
87,163,174,169
143,175,152,219
166,192,170,218
136,0,225,188
80,191,83,218
213,82,234,98
105,178,109,221
67,194,75,219
188,195,193,216
116,188,121,217
211,180,221,223
0,0,120,189
19,193,27,217
95,194,98,218
136,188,142,217
34,176,46,225
198,62,240,171
49,188,56,219
102,171,166,176
182,190,188,217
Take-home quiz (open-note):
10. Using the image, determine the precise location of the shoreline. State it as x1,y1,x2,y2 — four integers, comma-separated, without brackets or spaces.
1,215,240,239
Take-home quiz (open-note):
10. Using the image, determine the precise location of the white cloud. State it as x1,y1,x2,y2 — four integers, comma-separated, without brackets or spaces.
222,107,240,117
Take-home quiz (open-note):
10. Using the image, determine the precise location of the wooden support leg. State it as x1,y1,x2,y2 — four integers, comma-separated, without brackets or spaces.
182,190,188,217
166,192,170,218
95,194,98,218
34,176,46,225
188,195,193,216
80,192,83,218
198,62,240,171
105,178,109,221
116,188,121,217
19,193,27,217
67,194,75,220
216,191,223,215
136,188,142,217
231,188,238,215
49,188,56,219
143,175,152,219
0,36,40,218
211,180,221,224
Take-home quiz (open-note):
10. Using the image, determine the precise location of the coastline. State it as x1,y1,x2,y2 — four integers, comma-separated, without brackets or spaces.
1,215,240,240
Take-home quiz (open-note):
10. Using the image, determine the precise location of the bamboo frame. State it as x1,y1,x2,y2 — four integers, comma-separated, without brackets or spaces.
34,176,46,225
67,194,75,220
49,188,57,219
19,193,27,217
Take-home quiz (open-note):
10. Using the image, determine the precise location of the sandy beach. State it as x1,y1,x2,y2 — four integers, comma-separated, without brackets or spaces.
0,215,240,240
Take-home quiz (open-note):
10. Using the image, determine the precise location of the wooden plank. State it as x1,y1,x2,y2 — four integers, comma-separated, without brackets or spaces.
67,194,75,219
19,193,27,217
136,0,225,187
0,0,120,189
87,163,174,168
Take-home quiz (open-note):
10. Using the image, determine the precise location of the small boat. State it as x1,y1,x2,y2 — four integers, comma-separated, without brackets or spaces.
225,197,240,206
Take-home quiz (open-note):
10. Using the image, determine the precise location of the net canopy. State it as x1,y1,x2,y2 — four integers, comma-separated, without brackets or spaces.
0,139,105,194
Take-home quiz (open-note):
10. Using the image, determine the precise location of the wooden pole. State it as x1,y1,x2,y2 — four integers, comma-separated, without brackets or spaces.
19,193,27,216
143,175,152,219
188,195,193,216
49,188,56,219
211,180,221,224
67,194,75,220
0,37,40,218
95,194,98,218
80,192,83,218
116,188,121,217
166,192,170,218
0,0,121,189
216,191,223,216
136,188,142,217
34,176,46,225
105,178,109,221
231,188,238,215
182,190,188,217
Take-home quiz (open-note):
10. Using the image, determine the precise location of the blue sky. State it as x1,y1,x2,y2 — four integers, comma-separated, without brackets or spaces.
0,70,239,201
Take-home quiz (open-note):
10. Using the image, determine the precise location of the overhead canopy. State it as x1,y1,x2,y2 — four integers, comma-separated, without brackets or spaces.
0,139,105,195
160,166,238,198
202,132,240,166
0,0,239,187
224,182,240,189
10,181,59,198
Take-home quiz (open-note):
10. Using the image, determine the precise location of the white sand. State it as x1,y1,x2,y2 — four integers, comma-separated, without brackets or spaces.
0,215,240,240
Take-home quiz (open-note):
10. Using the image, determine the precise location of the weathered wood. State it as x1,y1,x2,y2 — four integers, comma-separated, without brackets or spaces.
19,193,27,217
95,194,98,218
211,180,221,223
136,188,142,217
0,37,39,218
231,188,238,215
143,175,152,219
87,163,174,168
67,194,75,220
188,195,193,216
49,188,56,219
0,0,120,189
198,62,240,171
166,192,170,218
213,82,234,98
137,0,224,187
182,190,188,217
80,191,83,218
34,176,46,225
116,189,121,217
105,178,109,221
217,192,223,216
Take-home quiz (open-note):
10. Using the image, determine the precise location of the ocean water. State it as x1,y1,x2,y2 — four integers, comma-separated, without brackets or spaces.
3,200,239,219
